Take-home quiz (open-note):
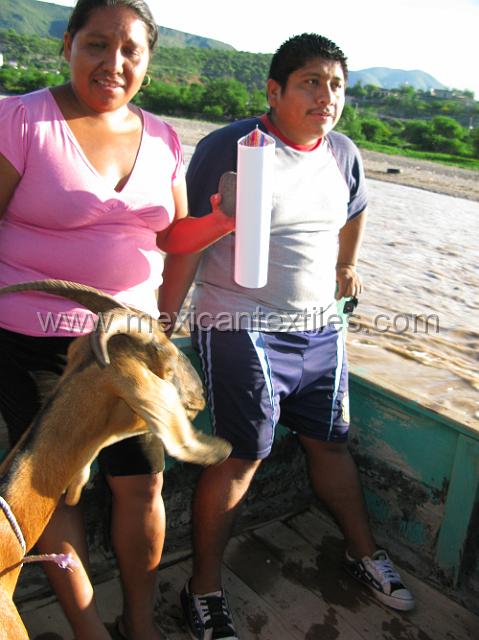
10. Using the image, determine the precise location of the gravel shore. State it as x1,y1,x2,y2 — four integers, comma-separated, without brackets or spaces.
163,114,479,203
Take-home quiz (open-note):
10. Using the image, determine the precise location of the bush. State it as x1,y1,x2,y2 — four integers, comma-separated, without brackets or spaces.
470,128,479,159
360,117,392,143
402,120,434,150
431,115,465,139
203,104,224,119
337,104,364,142
430,136,469,156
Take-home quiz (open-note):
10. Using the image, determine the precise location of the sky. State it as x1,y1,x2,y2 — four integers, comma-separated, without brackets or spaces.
38,0,479,98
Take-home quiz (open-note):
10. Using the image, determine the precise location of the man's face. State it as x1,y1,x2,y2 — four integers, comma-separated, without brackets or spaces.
267,57,346,146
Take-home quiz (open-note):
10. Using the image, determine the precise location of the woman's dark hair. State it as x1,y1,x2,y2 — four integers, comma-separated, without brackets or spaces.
65,0,159,50
269,33,348,89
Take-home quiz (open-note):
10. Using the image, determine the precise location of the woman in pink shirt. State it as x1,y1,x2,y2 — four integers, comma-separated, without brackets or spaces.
0,1,233,638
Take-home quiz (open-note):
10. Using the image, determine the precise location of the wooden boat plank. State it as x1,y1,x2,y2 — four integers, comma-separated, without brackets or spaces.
222,564,303,639
251,517,422,640
158,557,300,640
21,554,304,639
287,508,479,640
224,531,368,639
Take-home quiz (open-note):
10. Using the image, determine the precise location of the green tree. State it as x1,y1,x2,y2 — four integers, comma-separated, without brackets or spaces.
248,89,268,115
202,78,249,119
346,82,367,98
337,103,363,142
0,66,64,93
430,115,465,140
430,137,468,155
140,81,181,114
470,128,479,158
360,117,392,143
181,83,206,113
403,120,434,149
203,105,224,119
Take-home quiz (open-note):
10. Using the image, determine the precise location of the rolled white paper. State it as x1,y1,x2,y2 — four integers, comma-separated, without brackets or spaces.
234,129,276,288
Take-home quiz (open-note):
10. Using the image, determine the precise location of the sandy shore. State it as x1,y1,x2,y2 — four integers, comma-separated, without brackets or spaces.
163,114,479,202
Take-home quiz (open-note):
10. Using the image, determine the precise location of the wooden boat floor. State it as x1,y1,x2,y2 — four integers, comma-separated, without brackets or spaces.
20,507,479,640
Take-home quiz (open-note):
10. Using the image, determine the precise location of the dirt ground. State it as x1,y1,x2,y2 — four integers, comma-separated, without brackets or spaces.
163,114,479,202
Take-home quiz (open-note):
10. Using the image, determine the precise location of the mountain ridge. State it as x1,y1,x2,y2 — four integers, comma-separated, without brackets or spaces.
0,0,448,91
0,0,234,49
349,67,446,90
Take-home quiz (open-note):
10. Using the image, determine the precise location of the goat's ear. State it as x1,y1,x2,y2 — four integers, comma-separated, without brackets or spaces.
111,362,231,466
150,338,178,380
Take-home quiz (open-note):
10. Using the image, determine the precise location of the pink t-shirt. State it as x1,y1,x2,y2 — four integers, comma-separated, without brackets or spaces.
0,88,184,336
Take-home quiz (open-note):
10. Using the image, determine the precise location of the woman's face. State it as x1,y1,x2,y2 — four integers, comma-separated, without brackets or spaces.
63,5,151,113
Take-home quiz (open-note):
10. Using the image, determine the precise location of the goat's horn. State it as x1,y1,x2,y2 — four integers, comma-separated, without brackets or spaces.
0,280,129,314
91,309,157,367
0,280,157,368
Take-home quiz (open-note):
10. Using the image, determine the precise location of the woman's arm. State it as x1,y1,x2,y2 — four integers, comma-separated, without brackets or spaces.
157,177,227,334
155,178,234,255
158,252,203,335
0,153,21,220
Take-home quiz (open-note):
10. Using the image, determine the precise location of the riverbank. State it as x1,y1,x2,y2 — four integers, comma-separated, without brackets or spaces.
163,114,479,202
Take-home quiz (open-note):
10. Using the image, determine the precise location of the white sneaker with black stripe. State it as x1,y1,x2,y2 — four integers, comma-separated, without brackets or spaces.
344,549,415,611
180,579,239,639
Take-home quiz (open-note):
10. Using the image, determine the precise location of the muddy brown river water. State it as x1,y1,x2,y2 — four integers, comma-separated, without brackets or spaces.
347,179,479,428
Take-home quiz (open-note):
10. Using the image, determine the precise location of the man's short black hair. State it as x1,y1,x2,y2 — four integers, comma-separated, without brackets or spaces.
269,33,348,88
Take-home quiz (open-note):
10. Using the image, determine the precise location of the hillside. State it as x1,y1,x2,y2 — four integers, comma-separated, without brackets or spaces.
0,0,234,49
0,0,68,38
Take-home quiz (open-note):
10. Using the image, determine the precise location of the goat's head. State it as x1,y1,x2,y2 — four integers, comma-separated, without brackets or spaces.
84,306,205,420
0,280,204,418
0,280,230,465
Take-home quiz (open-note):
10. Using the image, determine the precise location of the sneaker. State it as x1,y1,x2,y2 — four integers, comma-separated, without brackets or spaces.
344,549,415,611
180,579,239,639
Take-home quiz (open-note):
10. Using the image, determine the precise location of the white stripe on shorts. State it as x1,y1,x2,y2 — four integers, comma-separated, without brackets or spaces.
327,327,345,440
247,331,276,452
197,329,217,434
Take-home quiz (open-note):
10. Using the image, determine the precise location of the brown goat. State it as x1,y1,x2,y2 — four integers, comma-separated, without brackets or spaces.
0,280,231,639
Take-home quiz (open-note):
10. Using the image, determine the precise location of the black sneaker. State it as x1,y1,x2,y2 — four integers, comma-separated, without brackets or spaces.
344,549,415,611
180,579,239,639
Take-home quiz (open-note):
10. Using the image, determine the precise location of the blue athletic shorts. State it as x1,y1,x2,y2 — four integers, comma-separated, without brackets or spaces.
192,325,350,460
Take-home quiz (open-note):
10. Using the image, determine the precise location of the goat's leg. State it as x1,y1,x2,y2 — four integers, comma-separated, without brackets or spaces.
64,428,150,506
0,589,29,639
64,464,91,506
112,364,232,466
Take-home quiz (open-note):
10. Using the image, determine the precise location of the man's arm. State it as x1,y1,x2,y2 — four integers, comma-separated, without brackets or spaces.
335,208,367,299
